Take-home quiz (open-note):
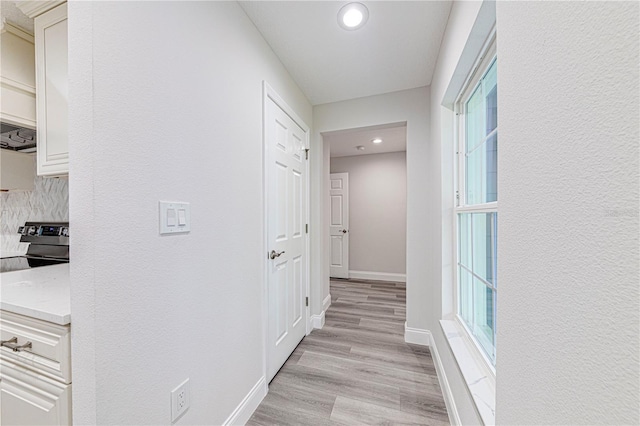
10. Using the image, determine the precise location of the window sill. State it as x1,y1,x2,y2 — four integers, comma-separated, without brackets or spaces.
440,320,495,425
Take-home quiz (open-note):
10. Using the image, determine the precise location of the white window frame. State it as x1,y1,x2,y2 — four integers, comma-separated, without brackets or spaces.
453,33,498,375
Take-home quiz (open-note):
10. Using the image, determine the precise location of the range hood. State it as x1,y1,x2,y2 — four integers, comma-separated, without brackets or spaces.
1,20,37,152
1,122,36,152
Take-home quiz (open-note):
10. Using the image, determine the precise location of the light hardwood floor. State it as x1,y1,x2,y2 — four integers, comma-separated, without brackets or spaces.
247,278,450,425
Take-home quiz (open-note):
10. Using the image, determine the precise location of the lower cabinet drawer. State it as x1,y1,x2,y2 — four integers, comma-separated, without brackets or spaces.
0,311,70,384
0,358,71,426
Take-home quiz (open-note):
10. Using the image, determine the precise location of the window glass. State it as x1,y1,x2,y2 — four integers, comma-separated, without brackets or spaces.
484,60,497,135
459,214,472,268
472,212,496,285
456,53,498,365
465,59,498,206
466,85,484,153
473,278,495,358
459,266,473,325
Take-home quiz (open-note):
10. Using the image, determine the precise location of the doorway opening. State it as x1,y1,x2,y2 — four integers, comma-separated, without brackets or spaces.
323,122,408,283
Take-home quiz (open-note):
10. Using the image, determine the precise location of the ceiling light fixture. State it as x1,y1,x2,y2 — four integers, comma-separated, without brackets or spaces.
338,3,369,31
372,138,383,144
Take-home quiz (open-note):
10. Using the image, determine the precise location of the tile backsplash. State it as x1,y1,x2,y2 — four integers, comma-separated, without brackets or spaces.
0,176,69,254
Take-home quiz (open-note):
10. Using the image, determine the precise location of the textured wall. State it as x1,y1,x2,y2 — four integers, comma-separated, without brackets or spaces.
0,172,69,254
496,2,639,424
68,2,311,424
330,152,407,275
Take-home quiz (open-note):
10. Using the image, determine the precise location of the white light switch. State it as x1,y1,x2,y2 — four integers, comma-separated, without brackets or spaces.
159,202,191,235
167,209,177,227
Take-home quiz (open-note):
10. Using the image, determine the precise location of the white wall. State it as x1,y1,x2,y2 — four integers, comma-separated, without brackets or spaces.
313,87,429,330
68,2,312,424
496,2,639,424
330,152,407,276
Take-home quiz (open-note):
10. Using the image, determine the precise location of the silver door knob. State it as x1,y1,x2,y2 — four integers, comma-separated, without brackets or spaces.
269,250,285,260
342,229,348,234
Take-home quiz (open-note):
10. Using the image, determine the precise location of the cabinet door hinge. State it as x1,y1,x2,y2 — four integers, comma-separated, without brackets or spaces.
305,297,309,307
305,148,309,160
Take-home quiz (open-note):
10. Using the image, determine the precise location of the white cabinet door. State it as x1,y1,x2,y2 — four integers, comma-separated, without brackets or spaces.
0,359,71,426
329,173,349,278
34,3,68,176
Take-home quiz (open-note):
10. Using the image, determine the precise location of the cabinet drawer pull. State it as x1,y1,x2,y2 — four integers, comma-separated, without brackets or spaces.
1,337,32,352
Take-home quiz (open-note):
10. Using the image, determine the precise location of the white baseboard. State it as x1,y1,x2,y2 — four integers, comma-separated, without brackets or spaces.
311,311,325,329
223,376,267,426
322,294,331,312
429,332,461,426
403,324,460,425
349,270,406,282
310,294,331,329
404,322,431,346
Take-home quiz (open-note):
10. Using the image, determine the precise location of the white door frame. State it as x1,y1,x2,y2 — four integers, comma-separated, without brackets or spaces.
262,81,311,384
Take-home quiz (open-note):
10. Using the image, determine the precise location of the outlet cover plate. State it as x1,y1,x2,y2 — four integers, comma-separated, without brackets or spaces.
171,378,190,423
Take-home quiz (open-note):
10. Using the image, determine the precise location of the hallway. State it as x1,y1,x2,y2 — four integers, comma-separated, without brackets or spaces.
248,279,449,425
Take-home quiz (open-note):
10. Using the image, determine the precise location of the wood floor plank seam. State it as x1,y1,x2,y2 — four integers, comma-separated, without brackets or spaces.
248,279,450,426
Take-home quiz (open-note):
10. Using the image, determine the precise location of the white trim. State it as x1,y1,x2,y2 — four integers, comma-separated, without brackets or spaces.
15,0,66,18
311,294,331,329
403,322,431,346
348,270,406,283
0,21,34,42
440,320,495,426
322,294,331,313
441,1,496,108
222,376,267,426
310,311,325,329
429,332,462,426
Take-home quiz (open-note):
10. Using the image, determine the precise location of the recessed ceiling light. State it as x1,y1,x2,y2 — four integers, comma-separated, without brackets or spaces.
338,3,369,31
372,138,383,144
356,145,365,151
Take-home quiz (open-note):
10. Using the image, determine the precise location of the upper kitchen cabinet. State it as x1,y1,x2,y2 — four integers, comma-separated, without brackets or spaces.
0,21,36,129
33,3,68,176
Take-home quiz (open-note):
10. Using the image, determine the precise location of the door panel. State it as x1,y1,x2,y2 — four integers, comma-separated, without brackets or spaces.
330,173,349,278
331,235,343,266
266,96,308,382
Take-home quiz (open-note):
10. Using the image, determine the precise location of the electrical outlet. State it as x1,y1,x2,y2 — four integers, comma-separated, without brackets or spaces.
171,378,190,423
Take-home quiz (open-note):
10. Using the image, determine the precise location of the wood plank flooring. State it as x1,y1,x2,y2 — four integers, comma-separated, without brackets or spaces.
247,278,450,425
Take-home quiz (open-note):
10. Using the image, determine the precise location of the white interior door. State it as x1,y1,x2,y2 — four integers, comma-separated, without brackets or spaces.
330,173,349,279
266,95,308,382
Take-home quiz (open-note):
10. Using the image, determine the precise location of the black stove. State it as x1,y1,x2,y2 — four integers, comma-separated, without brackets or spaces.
1,222,69,273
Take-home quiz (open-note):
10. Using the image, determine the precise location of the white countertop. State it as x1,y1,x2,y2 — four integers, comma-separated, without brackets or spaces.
0,250,26,259
0,264,70,325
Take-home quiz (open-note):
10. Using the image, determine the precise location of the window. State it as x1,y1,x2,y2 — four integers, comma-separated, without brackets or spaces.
456,51,498,364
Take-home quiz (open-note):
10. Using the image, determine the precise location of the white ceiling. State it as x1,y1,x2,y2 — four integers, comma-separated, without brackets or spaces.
324,122,406,158
240,1,452,105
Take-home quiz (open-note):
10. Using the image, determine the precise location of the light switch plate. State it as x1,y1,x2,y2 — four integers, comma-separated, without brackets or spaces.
160,201,191,235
